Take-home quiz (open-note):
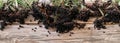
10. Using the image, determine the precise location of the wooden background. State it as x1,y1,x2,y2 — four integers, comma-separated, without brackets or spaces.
0,15,120,43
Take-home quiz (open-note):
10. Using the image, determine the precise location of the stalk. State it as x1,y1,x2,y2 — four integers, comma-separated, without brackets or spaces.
15,0,18,8
98,8,104,17
81,0,86,9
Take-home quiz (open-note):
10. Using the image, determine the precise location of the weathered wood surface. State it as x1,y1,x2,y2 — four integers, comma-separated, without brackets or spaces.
0,15,120,43
0,24,120,43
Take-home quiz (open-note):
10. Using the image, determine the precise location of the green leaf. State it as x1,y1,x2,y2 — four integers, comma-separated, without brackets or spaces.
0,0,3,9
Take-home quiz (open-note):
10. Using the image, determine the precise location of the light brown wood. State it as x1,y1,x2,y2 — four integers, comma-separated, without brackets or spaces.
0,15,120,43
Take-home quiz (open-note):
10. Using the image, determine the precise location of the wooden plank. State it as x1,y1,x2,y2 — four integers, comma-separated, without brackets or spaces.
0,14,120,43
0,24,120,43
